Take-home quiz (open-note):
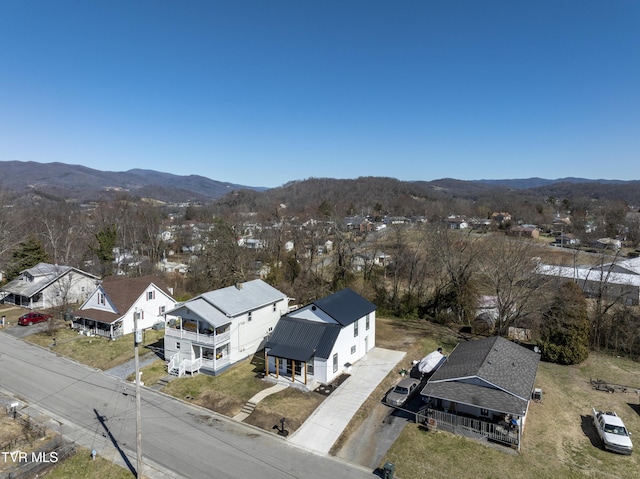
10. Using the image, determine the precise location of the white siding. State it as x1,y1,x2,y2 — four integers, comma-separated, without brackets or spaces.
229,298,286,363
119,285,176,335
42,272,98,309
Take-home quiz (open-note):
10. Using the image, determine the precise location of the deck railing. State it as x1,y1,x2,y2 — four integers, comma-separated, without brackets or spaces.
165,327,230,345
417,407,520,449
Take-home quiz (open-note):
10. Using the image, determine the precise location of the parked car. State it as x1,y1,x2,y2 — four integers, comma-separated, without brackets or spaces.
592,408,633,455
18,312,53,326
386,377,420,407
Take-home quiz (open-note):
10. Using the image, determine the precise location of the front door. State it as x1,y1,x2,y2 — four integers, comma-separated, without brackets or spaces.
286,360,302,377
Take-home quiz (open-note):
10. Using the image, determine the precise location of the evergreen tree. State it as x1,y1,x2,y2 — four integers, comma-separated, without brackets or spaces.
538,281,590,365
6,235,50,281
91,224,117,277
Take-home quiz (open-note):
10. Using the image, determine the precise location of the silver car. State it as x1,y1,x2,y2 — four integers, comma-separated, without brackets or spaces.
386,377,420,407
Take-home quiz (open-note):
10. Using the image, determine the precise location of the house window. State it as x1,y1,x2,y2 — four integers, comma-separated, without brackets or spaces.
202,348,214,360
333,353,338,373
480,408,489,416
351,345,356,354
248,311,252,321
147,290,155,300
176,342,180,350
159,306,165,315
354,321,358,337
272,302,277,312
307,360,314,375
366,314,370,330
98,293,105,305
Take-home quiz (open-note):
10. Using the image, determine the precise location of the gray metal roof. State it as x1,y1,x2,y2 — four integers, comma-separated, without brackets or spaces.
166,279,287,327
312,288,376,326
198,279,287,316
421,336,540,416
0,262,98,298
169,298,231,327
265,316,341,360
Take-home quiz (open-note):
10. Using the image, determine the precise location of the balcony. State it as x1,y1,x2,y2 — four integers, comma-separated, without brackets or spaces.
165,326,230,346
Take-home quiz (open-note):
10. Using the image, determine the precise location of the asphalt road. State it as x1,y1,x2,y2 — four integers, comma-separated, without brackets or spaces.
0,332,376,479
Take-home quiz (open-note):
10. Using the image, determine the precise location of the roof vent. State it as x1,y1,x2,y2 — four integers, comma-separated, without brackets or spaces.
311,305,316,311
236,282,243,290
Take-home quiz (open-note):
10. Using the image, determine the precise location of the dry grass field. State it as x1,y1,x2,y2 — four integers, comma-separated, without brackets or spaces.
379,338,640,479
26,327,165,371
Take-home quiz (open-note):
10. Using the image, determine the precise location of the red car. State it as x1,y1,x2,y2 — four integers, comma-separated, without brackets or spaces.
18,312,53,326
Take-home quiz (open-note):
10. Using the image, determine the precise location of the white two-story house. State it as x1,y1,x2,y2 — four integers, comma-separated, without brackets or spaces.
164,279,289,377
265,288,377,387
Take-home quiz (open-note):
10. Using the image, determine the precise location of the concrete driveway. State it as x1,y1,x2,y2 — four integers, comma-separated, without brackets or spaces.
289,347,405,455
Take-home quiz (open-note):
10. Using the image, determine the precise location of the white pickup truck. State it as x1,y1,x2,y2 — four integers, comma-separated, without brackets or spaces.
592,408,633,455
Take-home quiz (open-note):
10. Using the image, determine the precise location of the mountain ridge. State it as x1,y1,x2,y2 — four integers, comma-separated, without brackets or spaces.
0,160,636,205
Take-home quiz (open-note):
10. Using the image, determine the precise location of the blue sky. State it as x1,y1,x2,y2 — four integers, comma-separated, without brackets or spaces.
1,1,638,188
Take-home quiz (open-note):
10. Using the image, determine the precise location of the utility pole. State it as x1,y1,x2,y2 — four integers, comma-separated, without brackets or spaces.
134,310,143,479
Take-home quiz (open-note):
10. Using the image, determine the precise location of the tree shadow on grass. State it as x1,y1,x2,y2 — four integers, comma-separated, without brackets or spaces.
627,402,640,417
145,338,165,360
250,353,266,378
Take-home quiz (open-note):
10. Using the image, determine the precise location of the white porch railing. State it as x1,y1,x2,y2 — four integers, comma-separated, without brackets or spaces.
165,327,230,346
184,357,203,374
168,354,203,377
71,322,123,339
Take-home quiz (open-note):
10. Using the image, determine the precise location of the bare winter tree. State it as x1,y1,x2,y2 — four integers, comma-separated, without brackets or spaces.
582,250,635,350
33,202,89,267
0,191,24,270
477,235,550,336
428,228,480,325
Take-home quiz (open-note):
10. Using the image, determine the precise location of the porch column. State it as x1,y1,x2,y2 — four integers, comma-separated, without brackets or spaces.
291,360,295,383
265,351,269,376
304,363,307,385
275,357,279,379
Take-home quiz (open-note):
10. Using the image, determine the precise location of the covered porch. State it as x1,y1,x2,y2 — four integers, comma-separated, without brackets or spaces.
417,406,522,450
0,292,43,309
265,346,314,387
165,317,231,346
71,316,123,339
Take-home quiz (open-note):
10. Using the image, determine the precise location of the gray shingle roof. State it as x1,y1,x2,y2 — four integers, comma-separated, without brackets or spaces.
312,288,376,326
421,336,540,416
265,316,341,360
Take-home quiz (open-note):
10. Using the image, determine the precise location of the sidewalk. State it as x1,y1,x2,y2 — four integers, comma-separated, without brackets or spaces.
232,382,289,422
289,347,405,455
104,351,160,380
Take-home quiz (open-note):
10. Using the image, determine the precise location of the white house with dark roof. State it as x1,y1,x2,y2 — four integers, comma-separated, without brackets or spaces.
164,279,289,377
265,288,377,387
419,336,540,449
72,275,176,339
0,262,99,310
